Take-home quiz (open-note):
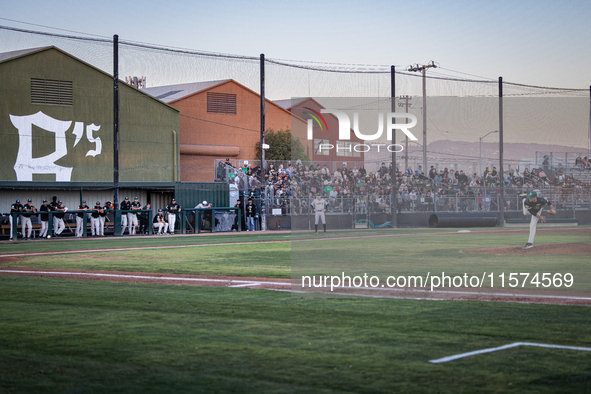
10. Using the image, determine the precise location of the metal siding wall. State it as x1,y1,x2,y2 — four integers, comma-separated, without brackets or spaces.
176,182,229,209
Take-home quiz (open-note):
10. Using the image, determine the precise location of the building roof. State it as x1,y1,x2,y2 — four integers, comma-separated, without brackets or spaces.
273,97,308,110
143,80,230,103
0,47,50,63
0,45,179,112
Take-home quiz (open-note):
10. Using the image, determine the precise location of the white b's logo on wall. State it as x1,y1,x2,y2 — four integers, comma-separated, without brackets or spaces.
10,111,102,181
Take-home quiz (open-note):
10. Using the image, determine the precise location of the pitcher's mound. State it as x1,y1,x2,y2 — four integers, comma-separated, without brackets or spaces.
461,243,591,256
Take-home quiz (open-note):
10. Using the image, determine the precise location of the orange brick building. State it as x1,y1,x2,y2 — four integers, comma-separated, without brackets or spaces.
145,80,309,182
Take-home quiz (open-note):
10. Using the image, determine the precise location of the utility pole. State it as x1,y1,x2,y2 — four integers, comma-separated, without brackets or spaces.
399,95,412,171
407,61,437,172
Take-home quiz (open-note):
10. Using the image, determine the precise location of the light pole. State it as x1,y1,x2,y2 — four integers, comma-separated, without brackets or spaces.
479,130,498,177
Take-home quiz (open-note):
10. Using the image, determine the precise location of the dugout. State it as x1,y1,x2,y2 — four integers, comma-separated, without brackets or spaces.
428,213,498,228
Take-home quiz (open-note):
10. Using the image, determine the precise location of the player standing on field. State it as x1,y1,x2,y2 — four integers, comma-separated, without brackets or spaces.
120,197,131,235
9,199,23,241
522,190,555,249
39,199,52,238
166,198,181,235
311,194,328,234
130,197,142,235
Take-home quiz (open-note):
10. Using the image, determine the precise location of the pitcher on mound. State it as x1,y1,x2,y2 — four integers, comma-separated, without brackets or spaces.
522,190,555,249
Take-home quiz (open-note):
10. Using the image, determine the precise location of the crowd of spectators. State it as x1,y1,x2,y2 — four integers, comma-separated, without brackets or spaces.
216,157,591,215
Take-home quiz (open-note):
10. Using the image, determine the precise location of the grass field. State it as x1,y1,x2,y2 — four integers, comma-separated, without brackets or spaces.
1,228,590,392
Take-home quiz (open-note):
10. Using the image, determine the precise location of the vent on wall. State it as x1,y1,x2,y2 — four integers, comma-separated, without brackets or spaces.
31,78,73,106
207,92,236,114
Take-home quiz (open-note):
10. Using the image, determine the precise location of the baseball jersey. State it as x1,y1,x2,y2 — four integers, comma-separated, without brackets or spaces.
22,203,36,217
311,198,328,211
166,203,181,213
130,201,142,215
100,206,109,217
153,213,166,224
91,205,102,218
54,205,67,219
77,204,89,218
10,203,23,214
120,200,131,211
39,204,52,221
524,197,551,215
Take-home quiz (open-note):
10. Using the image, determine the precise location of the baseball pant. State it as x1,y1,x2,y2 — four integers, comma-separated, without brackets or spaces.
9,215,18,240
40,220,49,238
99,217,106,236
527,207,543,245
121,214,128,234
54,218,65,235
90,217,100,236
315,211,326,225
167,213,176,234
129,213,138,235
153,222,168,234
76,216,84,237
22,216,32,238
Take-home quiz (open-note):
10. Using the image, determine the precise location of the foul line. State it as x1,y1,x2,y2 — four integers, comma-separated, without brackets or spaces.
0,270,289,287
430,342,591,363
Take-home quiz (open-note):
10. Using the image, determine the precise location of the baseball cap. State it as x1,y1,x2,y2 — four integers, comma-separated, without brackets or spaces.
172,198,176,201
134,197,138,200
82,200,86,203
43,199,47,202
96,201,100,205
28,198,32,202
16,199,20,203
158,208,163,212
202,201,207,205
124,196,129,200
58,200,62,203
528,191,537,199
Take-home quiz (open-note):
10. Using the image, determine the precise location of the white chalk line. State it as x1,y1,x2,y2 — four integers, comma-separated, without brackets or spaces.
430,342,591,364
2,227,584,259
2,270,590,302
0,270,288,287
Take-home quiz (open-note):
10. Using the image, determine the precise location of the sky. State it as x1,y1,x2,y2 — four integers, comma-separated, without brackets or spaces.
1,0,590,89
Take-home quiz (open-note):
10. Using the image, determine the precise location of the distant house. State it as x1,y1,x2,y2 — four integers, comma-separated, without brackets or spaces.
274,97,365,167
145,80,309,182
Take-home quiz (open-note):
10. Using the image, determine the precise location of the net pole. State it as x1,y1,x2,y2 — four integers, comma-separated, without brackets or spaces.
260,53,266,231
113,34,120,215
499,76,505,226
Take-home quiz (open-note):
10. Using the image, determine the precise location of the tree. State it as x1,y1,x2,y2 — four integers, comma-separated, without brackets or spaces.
255,128,309,162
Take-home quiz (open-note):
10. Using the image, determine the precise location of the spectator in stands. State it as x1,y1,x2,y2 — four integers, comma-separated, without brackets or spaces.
216,161,226,182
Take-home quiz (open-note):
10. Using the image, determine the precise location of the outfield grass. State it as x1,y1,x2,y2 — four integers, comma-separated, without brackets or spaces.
0,276,590,393
1,228,589,392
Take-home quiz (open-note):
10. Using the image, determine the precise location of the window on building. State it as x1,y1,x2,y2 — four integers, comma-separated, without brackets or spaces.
31,78,73,106
207,92,237,114
314,139,330,155
336,141,354,157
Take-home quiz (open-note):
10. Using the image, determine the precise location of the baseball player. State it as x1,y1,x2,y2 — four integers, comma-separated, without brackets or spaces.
129,197,142,235
22,199,37,240
98,202,109,236
76,200,90,238
120,196,131,235
9,199,23,241
90,201,102,237
311,194,328,234
166,198,181,235
39,199,52,238
153,209,168,235
522,190,555,249
53,201,67,237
